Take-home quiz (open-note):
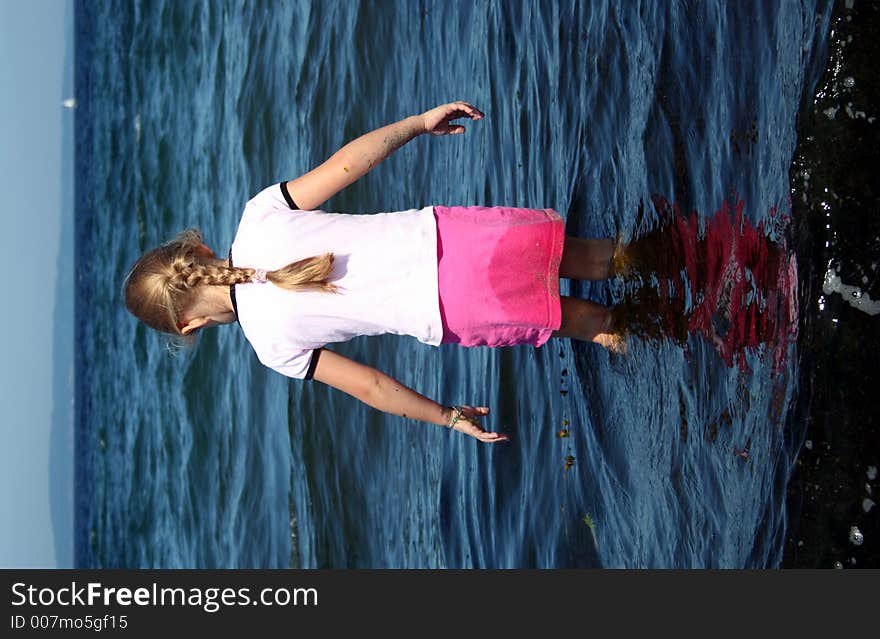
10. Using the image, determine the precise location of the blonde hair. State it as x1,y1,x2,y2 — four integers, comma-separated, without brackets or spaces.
123,228,336,339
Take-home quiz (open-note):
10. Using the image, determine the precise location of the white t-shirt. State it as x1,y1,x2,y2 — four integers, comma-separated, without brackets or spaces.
229,183,443,379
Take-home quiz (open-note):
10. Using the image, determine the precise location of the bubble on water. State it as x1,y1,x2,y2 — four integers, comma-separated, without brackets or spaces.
843,103,868,119
843,76,855,88
834,561,844,569
863,498,875,513
849,526,864,546
805,439,813,450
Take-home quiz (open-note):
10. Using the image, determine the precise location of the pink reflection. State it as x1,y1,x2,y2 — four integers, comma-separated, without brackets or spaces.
614,196,798,372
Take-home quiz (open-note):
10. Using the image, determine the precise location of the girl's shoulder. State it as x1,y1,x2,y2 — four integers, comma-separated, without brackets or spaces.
246,182,297,213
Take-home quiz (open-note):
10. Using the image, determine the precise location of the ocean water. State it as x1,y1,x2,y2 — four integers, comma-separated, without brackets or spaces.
74,0,834,568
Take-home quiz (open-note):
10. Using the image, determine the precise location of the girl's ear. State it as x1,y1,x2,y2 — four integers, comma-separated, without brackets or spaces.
179,316,210,335
193,243,216,259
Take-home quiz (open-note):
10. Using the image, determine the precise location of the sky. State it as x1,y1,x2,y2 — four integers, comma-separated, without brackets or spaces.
0,0,75,568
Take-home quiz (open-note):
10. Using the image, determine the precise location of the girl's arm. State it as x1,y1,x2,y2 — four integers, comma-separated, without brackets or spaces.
311,348,507,443
286,101,484,210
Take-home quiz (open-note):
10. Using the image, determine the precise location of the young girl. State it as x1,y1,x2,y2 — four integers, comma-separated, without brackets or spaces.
123,101,619,444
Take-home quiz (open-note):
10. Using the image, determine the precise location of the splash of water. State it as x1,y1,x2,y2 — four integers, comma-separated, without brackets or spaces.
822,267,880,315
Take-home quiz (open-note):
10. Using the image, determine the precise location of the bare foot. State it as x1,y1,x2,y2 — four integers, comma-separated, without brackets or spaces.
592,332,628,354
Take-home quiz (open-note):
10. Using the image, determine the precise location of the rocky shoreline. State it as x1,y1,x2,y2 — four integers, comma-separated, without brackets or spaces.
783,0,879,569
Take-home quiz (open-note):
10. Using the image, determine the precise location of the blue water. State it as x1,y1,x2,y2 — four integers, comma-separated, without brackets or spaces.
74,0,834,568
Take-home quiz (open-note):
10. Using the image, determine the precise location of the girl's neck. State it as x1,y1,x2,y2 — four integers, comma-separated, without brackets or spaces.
204,284,236,319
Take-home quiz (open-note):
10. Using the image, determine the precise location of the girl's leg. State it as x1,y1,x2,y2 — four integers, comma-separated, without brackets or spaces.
558,235,615,280
552,296,616,345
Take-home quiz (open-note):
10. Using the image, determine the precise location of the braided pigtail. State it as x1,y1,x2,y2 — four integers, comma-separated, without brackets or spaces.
177,255,339,293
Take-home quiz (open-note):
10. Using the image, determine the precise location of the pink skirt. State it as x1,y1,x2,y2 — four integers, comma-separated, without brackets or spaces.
434,205,564,347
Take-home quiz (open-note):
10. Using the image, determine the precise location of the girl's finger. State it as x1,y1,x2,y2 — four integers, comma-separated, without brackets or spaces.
454,101,482,115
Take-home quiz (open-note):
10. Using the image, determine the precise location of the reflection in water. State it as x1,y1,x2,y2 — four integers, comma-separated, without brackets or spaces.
612,196,799,372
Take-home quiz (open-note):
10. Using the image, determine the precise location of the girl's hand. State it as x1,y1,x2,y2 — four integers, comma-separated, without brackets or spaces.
448,405,509,443
420,101,484,136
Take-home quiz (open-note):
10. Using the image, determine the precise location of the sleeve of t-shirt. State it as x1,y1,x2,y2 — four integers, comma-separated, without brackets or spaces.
268,348,323,381
246,182,303,212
